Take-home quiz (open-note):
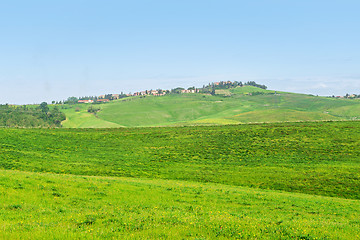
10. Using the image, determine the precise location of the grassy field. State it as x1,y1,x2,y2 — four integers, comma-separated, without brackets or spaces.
60,86,360,128
1,121,360,239
1,169,359,239
60,104,122,128
1,121,360,199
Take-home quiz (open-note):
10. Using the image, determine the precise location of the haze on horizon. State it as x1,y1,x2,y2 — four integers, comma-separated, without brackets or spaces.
0,0,359,104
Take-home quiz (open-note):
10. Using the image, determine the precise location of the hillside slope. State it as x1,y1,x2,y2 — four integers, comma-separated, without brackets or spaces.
62,86,360,128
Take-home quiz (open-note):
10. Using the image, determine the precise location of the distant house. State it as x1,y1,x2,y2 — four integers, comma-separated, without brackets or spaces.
78,100,93,103
98,95,105,99
181,89,197,94
96,99,110,103
112,94,120,99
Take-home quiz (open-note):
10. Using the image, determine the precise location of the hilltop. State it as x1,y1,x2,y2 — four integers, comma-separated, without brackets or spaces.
61,85,360,128
1,81,359,128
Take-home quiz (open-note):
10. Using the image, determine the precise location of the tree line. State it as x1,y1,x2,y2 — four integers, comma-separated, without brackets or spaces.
195,81,267,95
0,103,65,127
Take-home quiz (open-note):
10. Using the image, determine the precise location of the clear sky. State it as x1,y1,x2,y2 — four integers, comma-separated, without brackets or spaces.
0,0,359,104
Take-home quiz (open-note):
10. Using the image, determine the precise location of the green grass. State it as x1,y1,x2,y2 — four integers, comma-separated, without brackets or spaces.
1,169,359,239
2,121,360,239
229,85,275,94
60,104,123,128
1,121,359,200
61,86,360,128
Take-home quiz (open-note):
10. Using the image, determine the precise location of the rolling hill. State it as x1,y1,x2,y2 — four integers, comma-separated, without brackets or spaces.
1,121,360,239
61,86,360,128
5,86,360,238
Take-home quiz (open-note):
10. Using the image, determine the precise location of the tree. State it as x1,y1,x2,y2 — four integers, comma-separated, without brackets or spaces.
65,97,78,104
39,102,49,113
244,81,267,89
211,85,216,95
171,87,185,94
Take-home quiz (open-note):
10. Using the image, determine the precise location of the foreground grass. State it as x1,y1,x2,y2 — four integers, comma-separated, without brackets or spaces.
1,121,359,200
1,169,359,239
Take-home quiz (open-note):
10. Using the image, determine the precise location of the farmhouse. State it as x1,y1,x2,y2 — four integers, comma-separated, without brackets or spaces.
96,99,110,103
78,100,93,103
181,89,198,94
112,94,120,99
157,92,166,96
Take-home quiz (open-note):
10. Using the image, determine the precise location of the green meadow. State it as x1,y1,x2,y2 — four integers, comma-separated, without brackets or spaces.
61,86,360,128
60,104,122,128
1,170,359,239
1,121,360,238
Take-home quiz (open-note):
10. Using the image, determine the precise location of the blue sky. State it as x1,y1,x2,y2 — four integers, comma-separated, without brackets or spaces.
0,0,359,104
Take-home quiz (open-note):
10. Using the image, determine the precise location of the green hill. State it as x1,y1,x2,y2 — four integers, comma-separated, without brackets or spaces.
61,86,360,128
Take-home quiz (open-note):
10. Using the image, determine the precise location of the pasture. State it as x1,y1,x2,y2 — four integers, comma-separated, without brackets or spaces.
1,170,359,239
1,121,360,239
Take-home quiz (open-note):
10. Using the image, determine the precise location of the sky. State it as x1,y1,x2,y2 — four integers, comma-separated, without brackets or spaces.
0,0,359,104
